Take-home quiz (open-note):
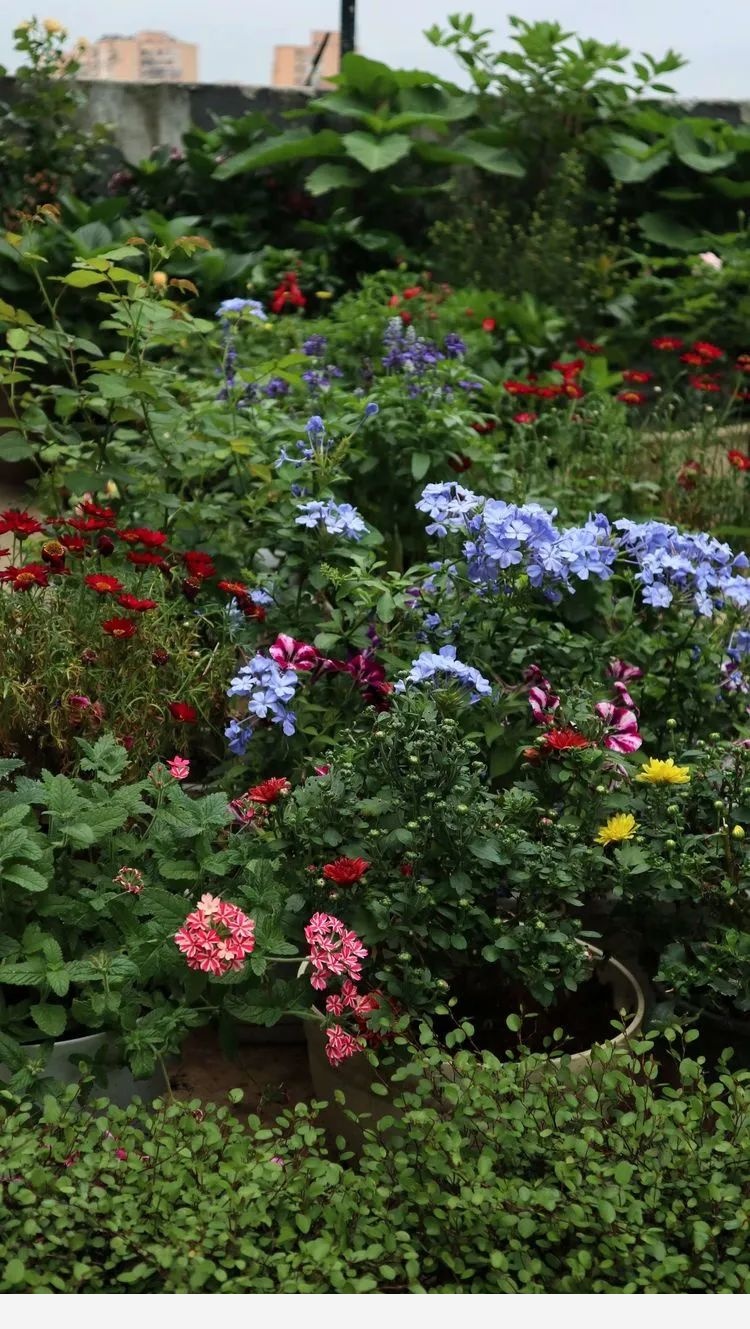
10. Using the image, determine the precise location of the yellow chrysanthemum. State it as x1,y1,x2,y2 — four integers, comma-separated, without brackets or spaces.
636,757,691,785
595,813,638,846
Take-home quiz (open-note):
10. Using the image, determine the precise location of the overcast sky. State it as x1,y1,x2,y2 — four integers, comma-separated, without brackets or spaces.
1,1,748,97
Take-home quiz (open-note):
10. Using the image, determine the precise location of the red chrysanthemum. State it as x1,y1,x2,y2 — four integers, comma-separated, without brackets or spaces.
183,550,216,579
541,727,591,751
680,351,708,367
168,701,198,723
470,420,497,435
246,777,291,804
562,382,585,399
60,534,86,554
0,562,49,590
85,573,124,595
513,411,538,424
622,369,653,384
576,338,603,353
692,340,723,361
481,317,496,332
736,353,750,372
118,527,168,548
402,285,423,300
690,375,722,393
217,579,248,597
552,359,584,380
41,539,66,567
65,515,112,532
652,336,683,351
503,380,536,396
117,593,158,612
102,617,137,639
535,385,563,399
322,857,370,886
80,500,116,519
728,450,750,472
617,390,647,405
0,509,44,538
127,551,170,572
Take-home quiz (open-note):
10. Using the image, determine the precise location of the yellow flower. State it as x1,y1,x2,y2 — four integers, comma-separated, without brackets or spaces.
595,813,638,846
152,271,168,291
636,757,691,785
315,290,333,300
43,19,65,35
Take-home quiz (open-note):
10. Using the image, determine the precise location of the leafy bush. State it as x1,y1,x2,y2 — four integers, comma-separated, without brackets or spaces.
1,1039,748,1292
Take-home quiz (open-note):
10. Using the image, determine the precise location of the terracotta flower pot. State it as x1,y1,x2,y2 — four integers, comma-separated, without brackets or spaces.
0,1031,168,1108
306,946,646,1151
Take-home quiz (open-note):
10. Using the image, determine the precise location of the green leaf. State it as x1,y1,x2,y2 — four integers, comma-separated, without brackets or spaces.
59,270,108,288
214,130,342,179
598,1199,617,1225
2,865,48,893
637,211,702,251
410,451,431,481
506,1014,522,1032
30,1003,67,1038
376,590,395,624
3,1259,25,1287
603,147,669,183
6,328,29,351
306,163,362,195
343,131,412,172
671,123,736,174
613,1160,634,1186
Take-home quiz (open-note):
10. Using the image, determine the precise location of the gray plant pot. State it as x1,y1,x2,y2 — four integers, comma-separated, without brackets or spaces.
0,1031,168,1108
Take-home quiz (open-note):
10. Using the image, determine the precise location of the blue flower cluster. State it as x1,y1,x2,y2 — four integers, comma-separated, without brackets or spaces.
216,298,266,321
395,645,492,703
302,365,343,393
295,497,367,541
614,519,750,616
417,484,750,617
302,334,328,356
225,654,300,754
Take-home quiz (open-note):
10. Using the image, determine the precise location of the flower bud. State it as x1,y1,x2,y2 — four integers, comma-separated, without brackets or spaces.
666,804,679,815
665,839,677,850
151,647,170,667
666,718,677,729
97,534,114,556
732,825,745,840
714,799,725,811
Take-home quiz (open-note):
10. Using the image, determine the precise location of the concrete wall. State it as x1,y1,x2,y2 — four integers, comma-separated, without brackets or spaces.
2,77,749,165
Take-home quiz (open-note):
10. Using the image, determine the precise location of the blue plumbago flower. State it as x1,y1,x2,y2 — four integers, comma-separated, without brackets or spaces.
443,332,467,359
303,333,328,356
265,376,290,398
295,498,367,541
395,645,492,703
216,297,266,320
720,630,750,694
225,653,300,752
614,519,750,617
416,482,481,538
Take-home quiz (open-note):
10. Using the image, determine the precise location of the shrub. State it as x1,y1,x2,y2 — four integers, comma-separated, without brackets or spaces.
0,1039,748,1292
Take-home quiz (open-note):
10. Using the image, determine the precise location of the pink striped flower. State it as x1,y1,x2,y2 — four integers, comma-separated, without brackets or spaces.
174,894,256,976
595,701,642,754
304,913,368,991
269,633,320,672
167,755,190,780
325,1024,362,1067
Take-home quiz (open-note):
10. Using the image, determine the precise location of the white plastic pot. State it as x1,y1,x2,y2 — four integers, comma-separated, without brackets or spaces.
0,1031,168,1108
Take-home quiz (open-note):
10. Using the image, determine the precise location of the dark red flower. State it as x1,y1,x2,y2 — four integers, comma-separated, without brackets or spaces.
400,310,413,325
513,411,538,424
617,390,647,406
102,617,137,639
168,701,197,723
60,534,86,554
181,576,202,602
235,594,266,622
690,375,721,393
562,382,585,399
402,286,423,300
0,562,49,590
127,551,170,573
481,317,496,332
183,550,216,579
470,420,497,435
680,351,708,367
399,862,414,877
0,509,44,538
552,359,584,380
622,369,653,384
80,499,116,520
246,777,291,804
736,353,750,372
119,527,168,548
152,647,170,666
66,516,112,532
41,539,66,567
97,534,115,556
85,573,124,595
535,385,563,399
117,593,158,612
728,450,750,472
541,727,590,751
652,336,683,351
576,338,603,353
677,459,702,491
447,453,473,472
503,379,536,396
322,857,370,886
692,340,723,361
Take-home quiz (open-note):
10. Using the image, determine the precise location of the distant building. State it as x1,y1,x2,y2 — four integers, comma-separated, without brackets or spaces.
75,31,198,83
272,30,340,89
